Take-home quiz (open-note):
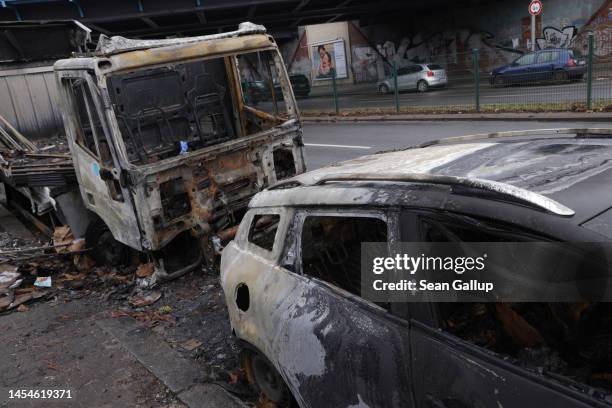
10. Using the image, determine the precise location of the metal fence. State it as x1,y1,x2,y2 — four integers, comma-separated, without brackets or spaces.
295,32,612,116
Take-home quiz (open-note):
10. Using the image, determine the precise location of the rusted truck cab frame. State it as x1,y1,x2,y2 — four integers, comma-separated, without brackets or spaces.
54,23,306,281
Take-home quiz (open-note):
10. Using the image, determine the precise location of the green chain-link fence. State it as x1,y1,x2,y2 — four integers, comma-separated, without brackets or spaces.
294,32,612,116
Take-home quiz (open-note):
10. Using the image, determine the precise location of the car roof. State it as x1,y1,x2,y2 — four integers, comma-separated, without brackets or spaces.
253,129,612,228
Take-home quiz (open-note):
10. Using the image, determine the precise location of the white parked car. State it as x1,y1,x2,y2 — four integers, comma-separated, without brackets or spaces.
378,63,448,93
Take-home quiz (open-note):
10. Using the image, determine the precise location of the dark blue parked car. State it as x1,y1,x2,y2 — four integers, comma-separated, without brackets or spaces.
490,48,586,87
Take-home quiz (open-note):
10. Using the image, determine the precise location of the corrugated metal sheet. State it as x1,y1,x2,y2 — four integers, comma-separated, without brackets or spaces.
0,65,63,140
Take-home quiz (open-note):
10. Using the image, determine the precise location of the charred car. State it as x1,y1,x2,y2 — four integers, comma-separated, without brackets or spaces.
221,128,612,407
53,22,306,281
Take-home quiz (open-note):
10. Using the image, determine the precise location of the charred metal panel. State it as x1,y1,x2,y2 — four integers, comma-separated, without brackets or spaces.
221,208,414,408
410,320,608,408
131,125,303,250
0,66,63,140
0,20,91,140
53,24,306,281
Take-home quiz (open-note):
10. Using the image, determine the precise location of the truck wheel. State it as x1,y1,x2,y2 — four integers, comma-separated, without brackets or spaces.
241,349,293,406
85,219,130,266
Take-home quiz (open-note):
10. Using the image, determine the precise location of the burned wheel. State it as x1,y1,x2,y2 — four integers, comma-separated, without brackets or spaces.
85,219,130,266
241,349,293,405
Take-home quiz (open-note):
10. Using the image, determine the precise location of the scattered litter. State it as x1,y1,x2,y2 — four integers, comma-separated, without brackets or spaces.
52,225,74,253
180,338,202,351
61,273,86,281
0,270,21,289
0,264,18,273
128,291,162,307
137,278,152,288
74,254,95,272
111,310,130,318
0,292,14,310
68,238,85,252
16,304,28,312
34,276,52,288
111,309,175,325
158,305,172,314
136,262,154,278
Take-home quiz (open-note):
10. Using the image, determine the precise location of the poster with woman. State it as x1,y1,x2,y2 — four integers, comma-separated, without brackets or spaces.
311,40,348,80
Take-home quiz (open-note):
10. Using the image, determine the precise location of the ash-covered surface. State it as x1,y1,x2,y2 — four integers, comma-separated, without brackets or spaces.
0,244,257,406
104,267,256,403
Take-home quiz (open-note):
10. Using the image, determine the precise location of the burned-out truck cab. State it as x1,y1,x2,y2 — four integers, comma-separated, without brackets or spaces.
54,22,306,281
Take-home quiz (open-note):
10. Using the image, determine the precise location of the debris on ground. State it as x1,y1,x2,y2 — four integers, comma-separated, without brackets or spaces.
129,290,163,308
136,262,155,278
34,276,52,288
52,225,74,253
159,305,173,314
180,338,203,351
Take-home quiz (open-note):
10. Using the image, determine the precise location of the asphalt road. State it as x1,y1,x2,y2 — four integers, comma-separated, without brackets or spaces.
302,121,612,169
296,79,612,111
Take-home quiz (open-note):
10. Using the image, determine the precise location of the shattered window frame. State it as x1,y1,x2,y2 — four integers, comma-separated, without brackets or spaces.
413,212,612,396
241,207,290,261
235,49,291,122
62,77,103,160
248,213,281,252
292,209,397,302
101,46,297,167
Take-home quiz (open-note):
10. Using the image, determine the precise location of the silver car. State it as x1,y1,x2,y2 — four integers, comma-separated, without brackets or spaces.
378,63,448,93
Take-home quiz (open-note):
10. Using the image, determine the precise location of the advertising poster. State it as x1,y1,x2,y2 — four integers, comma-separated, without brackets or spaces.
311,39,348,80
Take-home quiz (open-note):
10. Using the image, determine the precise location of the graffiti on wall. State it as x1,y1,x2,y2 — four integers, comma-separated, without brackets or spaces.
536,2,611,57
536,26,577,49
351,46,379,82
350,28,520,82
572,0,612,58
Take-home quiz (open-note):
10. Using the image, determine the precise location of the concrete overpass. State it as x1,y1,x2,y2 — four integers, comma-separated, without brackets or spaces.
0,0,491,38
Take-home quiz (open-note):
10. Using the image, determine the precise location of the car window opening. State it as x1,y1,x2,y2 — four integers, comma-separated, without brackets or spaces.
425,219,612,394
249,214,280,251
301,216,387,297
106,50,289,166
273,147,296,181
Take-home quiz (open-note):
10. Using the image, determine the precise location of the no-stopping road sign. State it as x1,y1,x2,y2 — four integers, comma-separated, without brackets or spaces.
529,0,543,16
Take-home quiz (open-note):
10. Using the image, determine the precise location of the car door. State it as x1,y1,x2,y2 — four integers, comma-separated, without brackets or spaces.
230,208,416,408
401,211,608,408
408,65,423,89
396,67,412,90
509,53,535,83
533,50,555,81
398,65,420,90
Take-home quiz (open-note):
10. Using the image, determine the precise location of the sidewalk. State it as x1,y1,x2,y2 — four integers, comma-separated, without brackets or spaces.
0,262,253,408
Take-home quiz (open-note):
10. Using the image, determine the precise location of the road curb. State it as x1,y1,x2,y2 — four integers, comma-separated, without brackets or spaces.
96,315,246,408
302,113,612,123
